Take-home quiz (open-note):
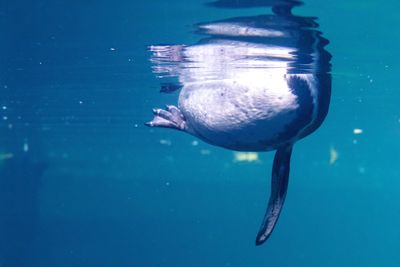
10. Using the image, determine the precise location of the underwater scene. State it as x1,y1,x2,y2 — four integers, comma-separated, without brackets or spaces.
1,0,400,266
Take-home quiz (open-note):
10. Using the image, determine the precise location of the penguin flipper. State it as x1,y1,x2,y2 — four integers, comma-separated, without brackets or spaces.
255,145,293,245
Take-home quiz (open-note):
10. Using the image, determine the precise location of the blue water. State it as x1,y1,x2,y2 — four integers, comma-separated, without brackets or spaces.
1,0,400,266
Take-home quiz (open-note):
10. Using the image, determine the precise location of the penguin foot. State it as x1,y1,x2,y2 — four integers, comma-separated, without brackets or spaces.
145,105,187,131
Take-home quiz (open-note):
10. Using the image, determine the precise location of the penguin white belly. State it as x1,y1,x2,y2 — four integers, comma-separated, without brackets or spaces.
178,74,301,151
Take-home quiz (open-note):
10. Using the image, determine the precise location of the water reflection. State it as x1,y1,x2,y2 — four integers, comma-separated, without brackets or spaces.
151,1,330,80
147,0,331,245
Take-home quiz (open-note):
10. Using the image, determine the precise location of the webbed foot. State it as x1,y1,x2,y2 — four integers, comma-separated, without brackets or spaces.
145,105,187,131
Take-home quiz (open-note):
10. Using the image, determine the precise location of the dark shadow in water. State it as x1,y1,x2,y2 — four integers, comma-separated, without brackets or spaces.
0,155,47,266
0,47,48,265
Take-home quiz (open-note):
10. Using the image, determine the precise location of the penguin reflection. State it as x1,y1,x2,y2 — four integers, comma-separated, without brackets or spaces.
147,0,331,245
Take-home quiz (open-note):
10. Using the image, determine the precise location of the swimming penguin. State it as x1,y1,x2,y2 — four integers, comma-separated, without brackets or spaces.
146,0,331,245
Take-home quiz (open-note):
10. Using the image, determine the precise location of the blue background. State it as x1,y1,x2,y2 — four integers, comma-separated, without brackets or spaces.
1,0,400,266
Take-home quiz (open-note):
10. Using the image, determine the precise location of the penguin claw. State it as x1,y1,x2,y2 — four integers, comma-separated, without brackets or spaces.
146,105,187,131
